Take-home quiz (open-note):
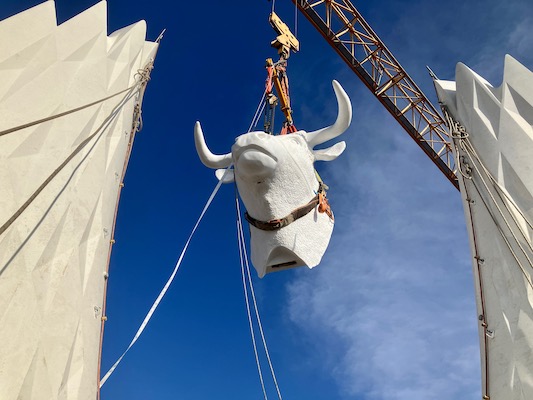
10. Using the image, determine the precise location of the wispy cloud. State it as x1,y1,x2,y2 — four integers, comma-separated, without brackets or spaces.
286,110,479,399
281,1,533,398
506,18,533,63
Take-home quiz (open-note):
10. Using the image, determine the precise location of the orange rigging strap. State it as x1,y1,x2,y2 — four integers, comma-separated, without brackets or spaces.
264,12,300,135
263,10,334,217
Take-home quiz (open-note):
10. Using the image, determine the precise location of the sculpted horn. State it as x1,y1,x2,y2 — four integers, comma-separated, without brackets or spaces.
194,121,233,169
306,80,352,148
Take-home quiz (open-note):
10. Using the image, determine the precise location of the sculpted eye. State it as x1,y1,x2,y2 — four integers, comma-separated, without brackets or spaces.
290,136,304,146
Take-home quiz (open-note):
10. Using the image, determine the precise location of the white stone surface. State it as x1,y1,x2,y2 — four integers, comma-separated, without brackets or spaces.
195,81,351,277
0,1,157,399
435,55,533,400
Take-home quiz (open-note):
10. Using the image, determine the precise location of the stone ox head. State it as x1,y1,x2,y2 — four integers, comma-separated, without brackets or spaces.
195,80,352,277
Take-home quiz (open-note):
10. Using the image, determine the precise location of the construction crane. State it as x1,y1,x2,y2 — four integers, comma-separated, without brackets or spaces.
291,0,459,190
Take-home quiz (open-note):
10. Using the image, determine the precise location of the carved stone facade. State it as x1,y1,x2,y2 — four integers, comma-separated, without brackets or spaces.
0,2,157,399
436,55,533,400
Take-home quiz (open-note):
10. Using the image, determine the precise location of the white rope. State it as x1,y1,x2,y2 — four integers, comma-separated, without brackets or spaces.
0,84,142,238
0,62,152,139
0,85,136,138
255,101,268,132
294,0,298,40
446,108,533,284
241,226,284,400
233,78,284,399
102,70,270,388
461,137,533,232
458,135,533,255
235,196,284,400
236,197,269,400
248,88,268,133
446,107,533,289
465,164,533,290
99,166,232,387
459,142,533,285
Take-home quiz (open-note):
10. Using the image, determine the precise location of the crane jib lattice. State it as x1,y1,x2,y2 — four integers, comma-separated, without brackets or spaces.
292,0,459,190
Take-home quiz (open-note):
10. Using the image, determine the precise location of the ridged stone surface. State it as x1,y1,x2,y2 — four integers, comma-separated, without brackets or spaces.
436,56,533,400
0,2,157,399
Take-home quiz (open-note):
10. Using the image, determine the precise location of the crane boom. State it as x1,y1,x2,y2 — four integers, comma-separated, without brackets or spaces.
292,0,459,190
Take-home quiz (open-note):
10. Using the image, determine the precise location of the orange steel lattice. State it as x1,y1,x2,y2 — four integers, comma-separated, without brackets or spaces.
292,0,459,189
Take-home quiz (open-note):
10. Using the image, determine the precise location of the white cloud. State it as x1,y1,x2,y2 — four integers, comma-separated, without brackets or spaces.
507,18,533,63
281,2,533,398
285,108,480,399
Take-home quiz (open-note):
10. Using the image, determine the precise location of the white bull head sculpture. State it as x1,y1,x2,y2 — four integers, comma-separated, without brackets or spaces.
195,80,352,277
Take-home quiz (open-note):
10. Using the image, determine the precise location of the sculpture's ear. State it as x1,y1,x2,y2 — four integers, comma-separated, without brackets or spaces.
313,141,346,161
215,168,235,183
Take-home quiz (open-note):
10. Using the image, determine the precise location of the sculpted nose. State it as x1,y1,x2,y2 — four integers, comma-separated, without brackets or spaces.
254,132,269,140
235,132,270,148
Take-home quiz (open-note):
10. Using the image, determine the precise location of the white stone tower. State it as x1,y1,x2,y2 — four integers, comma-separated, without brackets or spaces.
0,2,157,399
435,55,533,400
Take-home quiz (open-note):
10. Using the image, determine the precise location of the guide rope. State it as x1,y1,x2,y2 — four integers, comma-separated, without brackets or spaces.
294,0,298,40
0,86,138,237
0,62,154,237
236,195,284,400
459,172,491,399
459,145,533,400
459,139,533,286
236,198,269,400
0,83,138,138
99,166,231,387
453,124,533,253
239,91,285,399
446,109,533,289
102,35,290,390
461,137,533,233
248,88,268,133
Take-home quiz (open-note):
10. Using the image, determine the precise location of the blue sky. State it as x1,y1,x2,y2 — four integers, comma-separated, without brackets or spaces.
2,0,533,399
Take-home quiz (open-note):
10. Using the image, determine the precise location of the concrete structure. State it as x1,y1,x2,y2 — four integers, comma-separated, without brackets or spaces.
0,2,157,399
435,55,533,400
195,80,351,277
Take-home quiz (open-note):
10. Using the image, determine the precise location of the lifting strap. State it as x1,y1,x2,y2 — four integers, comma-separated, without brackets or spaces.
245,194,319,231
244,183,333,231
99,166,231,388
